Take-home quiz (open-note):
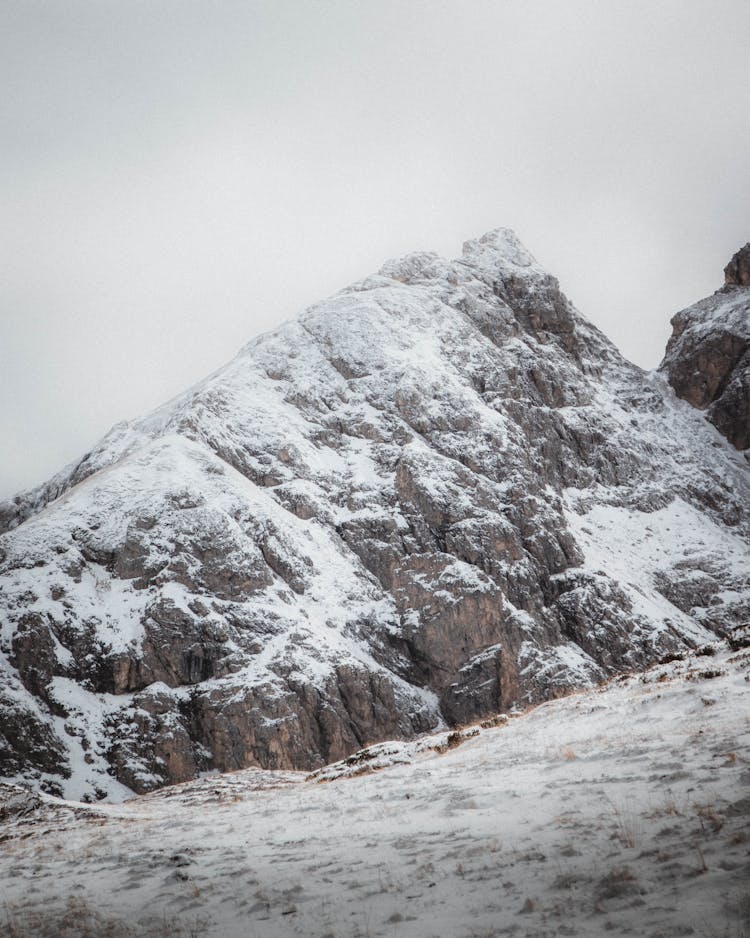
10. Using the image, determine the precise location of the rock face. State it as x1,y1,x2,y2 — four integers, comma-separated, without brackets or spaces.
724,242,750,287
660,245,750,451
2,229,750,801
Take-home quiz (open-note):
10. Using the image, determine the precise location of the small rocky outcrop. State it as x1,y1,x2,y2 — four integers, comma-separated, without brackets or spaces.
1,228,749,801
724,242,750,286
660,244,750,451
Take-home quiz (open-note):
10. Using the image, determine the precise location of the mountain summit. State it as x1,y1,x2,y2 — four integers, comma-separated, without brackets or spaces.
1,230,748,801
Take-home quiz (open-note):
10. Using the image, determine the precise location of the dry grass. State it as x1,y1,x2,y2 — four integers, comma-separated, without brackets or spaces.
3,896,210,938
606,796,642,849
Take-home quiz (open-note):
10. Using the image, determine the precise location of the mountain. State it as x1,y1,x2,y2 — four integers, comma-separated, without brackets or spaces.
1,229,748,802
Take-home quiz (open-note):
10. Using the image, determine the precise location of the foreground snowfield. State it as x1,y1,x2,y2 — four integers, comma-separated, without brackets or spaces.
2,642,749,938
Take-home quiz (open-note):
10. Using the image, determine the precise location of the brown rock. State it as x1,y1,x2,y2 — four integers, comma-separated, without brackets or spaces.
660,245,750,450
724,242,750,286
3,228,750,800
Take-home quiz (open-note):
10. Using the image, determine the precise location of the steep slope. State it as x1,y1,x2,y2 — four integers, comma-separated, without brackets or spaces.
660,241,750,451
1,229,749,801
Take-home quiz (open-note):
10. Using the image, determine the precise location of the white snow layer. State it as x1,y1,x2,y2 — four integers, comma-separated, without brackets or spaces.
1,642,748,937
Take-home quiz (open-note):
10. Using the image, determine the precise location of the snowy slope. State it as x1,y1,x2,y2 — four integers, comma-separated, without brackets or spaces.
1,641,749,937
1,229,749,800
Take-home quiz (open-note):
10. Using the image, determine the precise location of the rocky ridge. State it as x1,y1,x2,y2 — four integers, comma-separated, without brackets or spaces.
1,229,749,801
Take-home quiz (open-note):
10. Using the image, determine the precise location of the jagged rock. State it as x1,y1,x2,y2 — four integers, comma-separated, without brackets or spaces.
660,244,750,450
724,242,750,286
0,783,42,819
1,228,749,800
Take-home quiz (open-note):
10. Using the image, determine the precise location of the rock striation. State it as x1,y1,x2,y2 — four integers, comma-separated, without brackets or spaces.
1,229,749,801
660,244,750,451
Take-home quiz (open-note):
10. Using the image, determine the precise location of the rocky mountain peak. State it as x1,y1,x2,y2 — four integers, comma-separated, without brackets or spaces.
461,227,541,274
1,229,749,802
724,241,750,287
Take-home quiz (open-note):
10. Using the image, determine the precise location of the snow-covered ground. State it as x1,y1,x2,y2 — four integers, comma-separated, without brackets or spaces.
2,641,749,937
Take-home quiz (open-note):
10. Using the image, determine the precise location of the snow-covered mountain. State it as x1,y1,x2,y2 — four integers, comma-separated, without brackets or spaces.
1,229,748,801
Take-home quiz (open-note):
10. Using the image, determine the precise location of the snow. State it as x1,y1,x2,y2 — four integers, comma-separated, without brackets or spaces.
519,639,603,689
460,227,549,281
2,642,748,937
671,288,750,336
563,492,750,645
1,226,749,801
47,678,136,802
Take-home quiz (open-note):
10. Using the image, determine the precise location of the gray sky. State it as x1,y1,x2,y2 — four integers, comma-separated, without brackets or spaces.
2,0,749,498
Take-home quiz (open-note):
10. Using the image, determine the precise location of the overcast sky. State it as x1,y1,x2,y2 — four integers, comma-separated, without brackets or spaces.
2,1,749,498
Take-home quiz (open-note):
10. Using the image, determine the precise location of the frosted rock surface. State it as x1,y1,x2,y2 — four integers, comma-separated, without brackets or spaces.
660,244,750,450
1,229,749,800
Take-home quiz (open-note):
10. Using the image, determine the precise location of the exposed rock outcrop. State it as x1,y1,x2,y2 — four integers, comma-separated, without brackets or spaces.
660,244,750,451
724,242,750,286
1,228,749,801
